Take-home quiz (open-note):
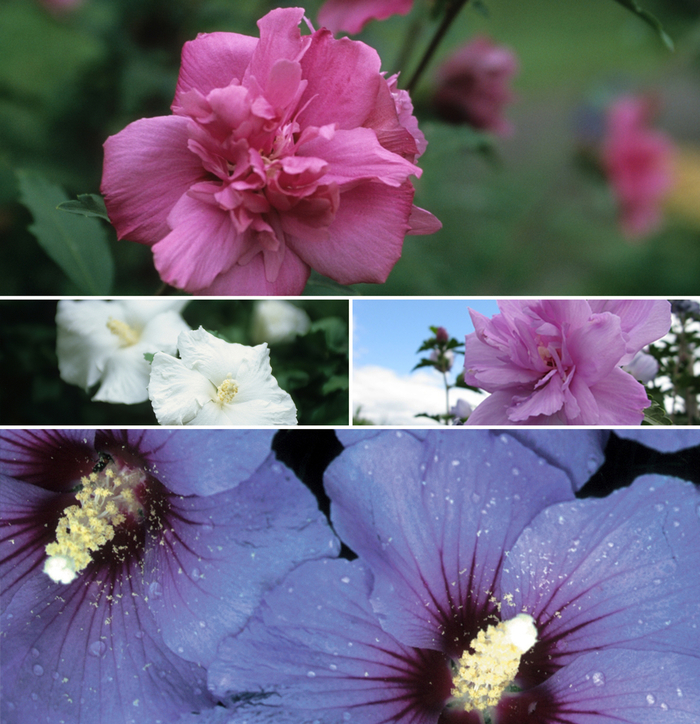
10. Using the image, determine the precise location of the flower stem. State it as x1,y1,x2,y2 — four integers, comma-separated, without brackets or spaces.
443,369,451,422
406,0,471,94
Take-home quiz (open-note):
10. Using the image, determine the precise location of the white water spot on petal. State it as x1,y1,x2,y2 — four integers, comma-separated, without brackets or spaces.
89,641,106,657
343,713,351,721
646,694,656,705
591,671,605,687
340,576,350,584
148,581,163,598
511,467,519,476
31,648,40,658
32,665,44,677
451,460,460,466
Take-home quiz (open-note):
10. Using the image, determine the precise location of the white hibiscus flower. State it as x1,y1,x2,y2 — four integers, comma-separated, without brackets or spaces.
148,327,298,426
56,299,190,404
250,300,311,345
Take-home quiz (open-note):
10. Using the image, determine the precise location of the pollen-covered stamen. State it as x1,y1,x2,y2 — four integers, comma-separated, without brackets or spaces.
217,376,239,404
43,462,147,584
106,317,140,347
450,613,537,713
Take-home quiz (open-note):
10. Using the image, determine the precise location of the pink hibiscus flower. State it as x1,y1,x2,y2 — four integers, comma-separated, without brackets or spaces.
602,95,674,239
101,7,440,295
433,35,518,136
463,299,672,425
318,0,413,35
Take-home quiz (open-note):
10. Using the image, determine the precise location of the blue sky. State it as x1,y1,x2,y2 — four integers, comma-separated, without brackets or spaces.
353,299,501,375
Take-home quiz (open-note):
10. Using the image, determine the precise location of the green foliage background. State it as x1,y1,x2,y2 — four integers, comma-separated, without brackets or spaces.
1,0,699,294
0,299,349,425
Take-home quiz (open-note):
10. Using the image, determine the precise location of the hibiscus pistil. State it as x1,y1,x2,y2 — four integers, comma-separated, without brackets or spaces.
450,612,537,713
43,459,148,584
217,375,240,404
106,316,140,346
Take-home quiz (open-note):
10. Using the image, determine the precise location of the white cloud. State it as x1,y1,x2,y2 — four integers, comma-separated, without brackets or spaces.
353,365,486,426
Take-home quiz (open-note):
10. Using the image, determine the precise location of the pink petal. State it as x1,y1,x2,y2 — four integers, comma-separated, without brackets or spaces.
288,181,412,285
246,7,308,91
364,76,421,158
197,247,310,295
566,312,626,385
298,29,382,130
153,194,244,292
507,374,565,422
301,127,420,187
173,32,258,111
318,0,413,35
589,368,650,425
464,390,518,424
407,205,442,235
587,300,671,363
102,116,206,245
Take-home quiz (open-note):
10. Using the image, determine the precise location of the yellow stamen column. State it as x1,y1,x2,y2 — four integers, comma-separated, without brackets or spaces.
451,613,537,713
43,464,145,584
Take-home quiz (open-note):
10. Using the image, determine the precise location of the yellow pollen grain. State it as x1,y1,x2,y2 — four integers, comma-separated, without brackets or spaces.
451,613,537,713
217,376,239,404
106,317,139,347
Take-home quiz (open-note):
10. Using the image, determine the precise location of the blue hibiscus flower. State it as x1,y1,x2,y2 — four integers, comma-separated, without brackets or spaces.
0,430,338,724
209,430,700,723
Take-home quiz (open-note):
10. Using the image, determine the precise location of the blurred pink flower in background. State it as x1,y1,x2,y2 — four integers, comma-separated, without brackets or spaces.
102,7,439,296
433,35,518,136
602,95,675,239
318,0,413,35
463,299,671,425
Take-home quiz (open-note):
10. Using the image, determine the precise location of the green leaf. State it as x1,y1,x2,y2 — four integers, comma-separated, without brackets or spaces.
57,194,111,222
16,169,114,295
642,399,673,425
143,352,155,364
612,0,674,50
412,358,438,371
322,375,349,394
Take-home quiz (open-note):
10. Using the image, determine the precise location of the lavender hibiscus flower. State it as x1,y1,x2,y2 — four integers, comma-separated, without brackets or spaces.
0,430,338,724
209,431,700,723
463,300,672,425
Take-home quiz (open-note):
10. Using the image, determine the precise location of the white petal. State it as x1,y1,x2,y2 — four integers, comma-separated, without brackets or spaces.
139,311,192,354
225,395,298,425
92,347,152,404
250,300,311,344
149,352,216,425
187,401,238,426
55,300,121,389
176,327,271,385
120,299,191,329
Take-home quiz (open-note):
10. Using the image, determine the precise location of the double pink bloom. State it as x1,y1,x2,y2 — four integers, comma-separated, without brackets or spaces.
602,95,674,239
102,7,439,295
463,300,671,425
433,35,518,136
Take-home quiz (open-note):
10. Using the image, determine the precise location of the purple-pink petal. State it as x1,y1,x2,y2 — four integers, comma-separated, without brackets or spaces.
173,32,258,110
102,116,206,245
153,194,242,292
289,181,412,284
318,0,414,35
588,299,671,363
